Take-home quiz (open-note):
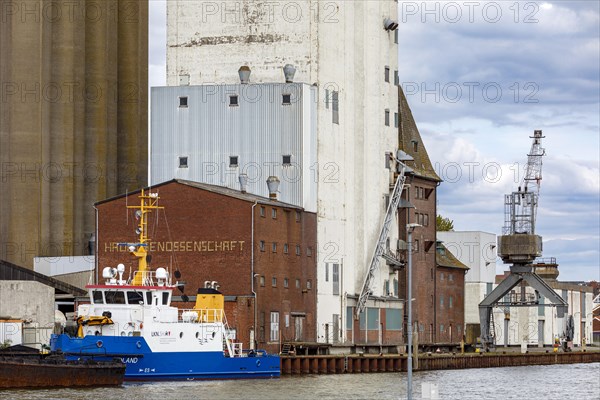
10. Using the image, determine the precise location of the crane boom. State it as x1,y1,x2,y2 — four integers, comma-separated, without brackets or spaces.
356,163,409,318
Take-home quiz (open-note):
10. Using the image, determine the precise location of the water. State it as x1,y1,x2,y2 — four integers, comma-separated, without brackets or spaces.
3,363,598,400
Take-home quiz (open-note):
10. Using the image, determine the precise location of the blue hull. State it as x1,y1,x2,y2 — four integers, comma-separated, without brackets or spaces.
50,334,280,380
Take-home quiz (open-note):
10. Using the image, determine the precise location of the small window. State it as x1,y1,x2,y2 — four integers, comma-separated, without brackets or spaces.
413,140,419,152
92,290,104,304
296,279,301,289
307,247,312,257
127,291,144,305
272,277,277,287
449,273,453,282
296,244,301,255
325,89,330,109
229,156,239,167
325,263,329,282
260,206,265,217
179,156,188,168
179,96,188,108
413,239,419,252
162,292,170,305
272,208,277,219
105,291,126,304
440,272,445,281
282,94,292,105
332,91,339,124
394,70,399,86
440,296,444,307
282,155,292,166
384,66,390,83
449,296,454,308
284,243,289,254
394,112,399,128
295,211,301,222
229,95,239,106
272,242,277,253
260,276,265,287
385,109,390,126
284,278,289,288
394,29,398,44
259,241,265,252
307,280,312,290
440,324,445,333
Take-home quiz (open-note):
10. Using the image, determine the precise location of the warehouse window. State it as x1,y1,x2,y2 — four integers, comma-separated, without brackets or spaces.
394,29,398,44
260,206,265,217
332,91,339,124
296,279,301,289
179,96,188,108
284,243,289,254
332,264,340,295
296,245,301,255
259,241,265,252
260,276,265,287
270,312,279,341
449,296,453,309
385,309,402,331
229,95,239,106
282,94,292,105
394,112,399,128
384,66,390,82
284,278,289,288
179,156,188,168
229,156,238,167
272,277,277,287
394,70,399,86
272,208,277,219
440,296,444,307
385,109,390,126
307,247,312,257
449,273,453,282
325,263,329,282
282,155,292,166
307,280,312,290
295,211,301,222
440,324,445,333
325,89,330,109
272,242,277,253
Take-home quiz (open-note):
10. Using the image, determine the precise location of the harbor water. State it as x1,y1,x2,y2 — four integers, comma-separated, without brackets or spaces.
3,363,598,399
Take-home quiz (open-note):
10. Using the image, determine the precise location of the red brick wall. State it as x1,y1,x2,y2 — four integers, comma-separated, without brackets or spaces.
398,176,438,344
96,182,317,354
435,266,466,344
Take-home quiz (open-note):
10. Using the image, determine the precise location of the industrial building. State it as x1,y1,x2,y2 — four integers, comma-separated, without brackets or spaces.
0,0,149,268
438,231,595,348
163,0,432,345
95,179,317,353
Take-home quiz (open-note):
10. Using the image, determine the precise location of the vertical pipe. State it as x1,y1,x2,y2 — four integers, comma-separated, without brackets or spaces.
251,201,258,349
407,226,413,400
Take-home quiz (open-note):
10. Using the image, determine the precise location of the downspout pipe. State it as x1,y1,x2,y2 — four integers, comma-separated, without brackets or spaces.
93,205,99,285
251,201,258,349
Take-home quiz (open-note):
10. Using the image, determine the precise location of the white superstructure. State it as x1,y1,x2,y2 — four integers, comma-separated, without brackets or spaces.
164,0,401,341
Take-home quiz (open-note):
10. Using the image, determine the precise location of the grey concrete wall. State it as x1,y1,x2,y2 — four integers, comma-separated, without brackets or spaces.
0,281,54,329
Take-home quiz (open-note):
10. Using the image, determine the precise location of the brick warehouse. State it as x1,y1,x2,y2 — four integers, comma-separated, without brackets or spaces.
95,179,317,353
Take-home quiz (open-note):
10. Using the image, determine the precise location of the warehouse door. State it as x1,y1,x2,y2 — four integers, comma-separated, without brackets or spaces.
294,317,304,341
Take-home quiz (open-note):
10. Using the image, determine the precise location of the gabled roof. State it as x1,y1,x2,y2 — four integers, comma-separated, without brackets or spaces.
398,86,441,182
435,242,469,270
0,259,87,297
95,179,305,211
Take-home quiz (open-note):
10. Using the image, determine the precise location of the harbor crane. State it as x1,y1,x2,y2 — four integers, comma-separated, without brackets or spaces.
478,130,568,351
356,151,413,318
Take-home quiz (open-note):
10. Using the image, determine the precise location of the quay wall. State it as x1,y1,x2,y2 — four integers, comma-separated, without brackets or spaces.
280,351,600,375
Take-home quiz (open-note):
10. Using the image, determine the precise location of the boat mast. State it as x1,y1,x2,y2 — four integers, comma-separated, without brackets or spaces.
126,189,163,286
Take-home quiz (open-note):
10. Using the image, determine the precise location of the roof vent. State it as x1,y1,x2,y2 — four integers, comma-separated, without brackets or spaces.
238,66,251,84
283,64,296,83
239,173,248,194
266,176,280,200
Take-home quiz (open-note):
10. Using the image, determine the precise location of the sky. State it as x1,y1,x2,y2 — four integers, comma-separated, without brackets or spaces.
148,1,599,282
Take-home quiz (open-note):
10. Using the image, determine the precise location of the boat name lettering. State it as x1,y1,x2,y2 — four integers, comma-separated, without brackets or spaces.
104,240,245,253
121,357,139,364
151,331,171,337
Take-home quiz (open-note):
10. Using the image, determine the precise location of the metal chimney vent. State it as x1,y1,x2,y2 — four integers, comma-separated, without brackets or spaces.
238,66,251,84
266,176,280,200
239,173,248,193
283,64,296,83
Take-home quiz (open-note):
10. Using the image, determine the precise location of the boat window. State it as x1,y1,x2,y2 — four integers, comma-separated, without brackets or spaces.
92,290,104,304
104,291,126,304
162,292,170,305
146,292,152,305
127,291,144,305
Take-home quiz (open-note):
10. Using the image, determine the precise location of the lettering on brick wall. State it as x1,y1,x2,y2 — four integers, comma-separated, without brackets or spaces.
104,241,245,253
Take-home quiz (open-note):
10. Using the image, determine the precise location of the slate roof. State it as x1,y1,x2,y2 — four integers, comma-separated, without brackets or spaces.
436,242,469,270
398,86,441,182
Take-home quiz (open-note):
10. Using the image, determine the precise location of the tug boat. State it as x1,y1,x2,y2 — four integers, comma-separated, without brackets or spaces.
50,190,280,380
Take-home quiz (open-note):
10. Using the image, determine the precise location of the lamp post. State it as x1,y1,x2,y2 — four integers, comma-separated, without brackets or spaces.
406,223,421,400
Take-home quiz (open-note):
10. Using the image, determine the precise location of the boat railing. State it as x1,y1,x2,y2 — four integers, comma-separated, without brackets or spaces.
130,270,171,287
178,308,224,323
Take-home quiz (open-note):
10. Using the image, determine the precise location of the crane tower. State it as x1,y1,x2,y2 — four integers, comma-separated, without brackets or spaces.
478,130,568,351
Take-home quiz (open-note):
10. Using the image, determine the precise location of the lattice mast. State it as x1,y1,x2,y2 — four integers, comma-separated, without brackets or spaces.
503,130,545,235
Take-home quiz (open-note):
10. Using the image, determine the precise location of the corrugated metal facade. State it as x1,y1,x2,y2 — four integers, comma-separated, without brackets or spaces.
151,83,317,211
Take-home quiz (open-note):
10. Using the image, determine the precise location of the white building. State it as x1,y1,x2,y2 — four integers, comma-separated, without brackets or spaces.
163,1,401,341
438,231,595,347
